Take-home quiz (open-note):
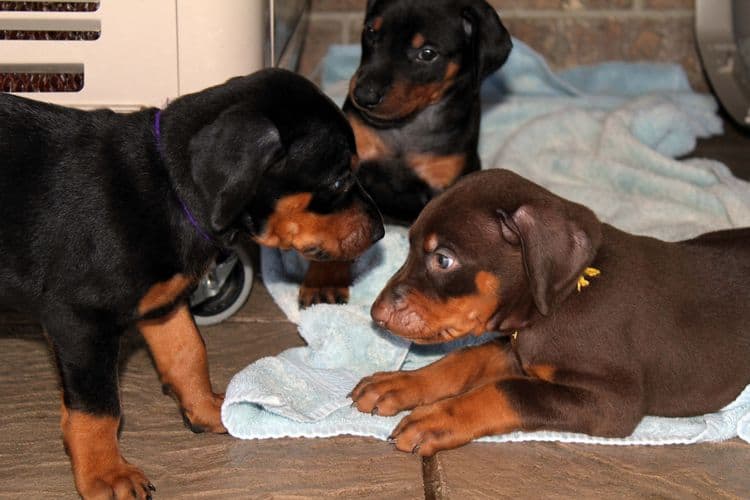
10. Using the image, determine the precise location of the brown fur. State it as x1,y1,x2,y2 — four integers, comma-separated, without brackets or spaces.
353,169,750,456
389,384,522,455
372,269,500,343
351,340,521,416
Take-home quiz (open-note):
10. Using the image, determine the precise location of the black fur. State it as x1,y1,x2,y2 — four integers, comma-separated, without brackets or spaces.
0,67,382,448
346,0,512,223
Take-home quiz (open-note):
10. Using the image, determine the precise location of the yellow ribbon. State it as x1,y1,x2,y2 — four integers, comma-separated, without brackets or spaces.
577,267,601,292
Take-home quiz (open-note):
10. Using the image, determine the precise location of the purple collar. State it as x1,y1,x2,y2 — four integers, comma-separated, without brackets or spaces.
154,110,216,245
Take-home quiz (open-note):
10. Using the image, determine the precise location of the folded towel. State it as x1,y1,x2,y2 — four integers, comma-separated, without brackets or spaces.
222,39,750,445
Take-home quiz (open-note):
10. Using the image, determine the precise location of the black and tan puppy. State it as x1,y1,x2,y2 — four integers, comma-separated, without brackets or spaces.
0,68,383,498
300,0,512,307
351,169,750,456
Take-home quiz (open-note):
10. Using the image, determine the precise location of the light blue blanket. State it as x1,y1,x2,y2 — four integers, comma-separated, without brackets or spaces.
222,40,750,445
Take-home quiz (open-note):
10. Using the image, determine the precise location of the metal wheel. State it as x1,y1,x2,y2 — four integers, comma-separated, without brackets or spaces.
190,245,254,326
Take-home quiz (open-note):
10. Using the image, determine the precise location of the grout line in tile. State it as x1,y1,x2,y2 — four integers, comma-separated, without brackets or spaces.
422,454,449,500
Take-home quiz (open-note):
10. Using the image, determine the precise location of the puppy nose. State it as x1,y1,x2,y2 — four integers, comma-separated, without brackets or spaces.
371,298,391,328
353,84,384,108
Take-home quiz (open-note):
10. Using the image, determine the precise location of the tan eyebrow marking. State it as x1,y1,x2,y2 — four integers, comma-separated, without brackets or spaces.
424,233,439,253
412,33,426,49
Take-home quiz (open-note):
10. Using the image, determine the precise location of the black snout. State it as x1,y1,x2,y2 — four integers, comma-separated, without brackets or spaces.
353,83,384,108
371,220,385,244
354,179,384,243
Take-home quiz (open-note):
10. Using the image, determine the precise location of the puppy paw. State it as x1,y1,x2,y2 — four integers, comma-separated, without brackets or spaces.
350,371,426,416
388,401,474,457
76,460,155,500
299,261,352,308
181,392,227,434
298,285,350,308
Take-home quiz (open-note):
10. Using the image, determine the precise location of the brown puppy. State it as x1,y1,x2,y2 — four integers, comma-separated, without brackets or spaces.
351,169,750,456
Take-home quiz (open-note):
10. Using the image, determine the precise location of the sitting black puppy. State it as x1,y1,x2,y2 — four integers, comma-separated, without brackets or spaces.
347,0,512,220
300,0,513,307
0,68,383,499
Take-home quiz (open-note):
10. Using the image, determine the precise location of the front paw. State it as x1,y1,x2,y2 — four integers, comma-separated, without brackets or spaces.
298,285,349,308
350,371,425,416
75,460,155,500
181,392,227,434
389,401,474,457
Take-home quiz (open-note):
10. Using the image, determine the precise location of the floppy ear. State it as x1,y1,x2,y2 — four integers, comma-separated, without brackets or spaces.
498,202,602,316
461,1,513,80
188,105,283,235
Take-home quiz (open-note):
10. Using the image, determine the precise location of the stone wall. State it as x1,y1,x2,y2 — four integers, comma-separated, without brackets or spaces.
300,0,705,90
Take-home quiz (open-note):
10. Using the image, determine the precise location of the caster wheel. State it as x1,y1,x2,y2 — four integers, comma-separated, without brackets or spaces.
190,244,254,326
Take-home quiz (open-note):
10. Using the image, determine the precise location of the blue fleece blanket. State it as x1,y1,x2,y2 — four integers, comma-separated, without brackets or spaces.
222,40,750,445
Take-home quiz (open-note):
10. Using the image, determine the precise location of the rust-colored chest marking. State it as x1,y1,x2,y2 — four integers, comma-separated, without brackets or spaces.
407,153,467,190
138,274,193,316
349,114,391,162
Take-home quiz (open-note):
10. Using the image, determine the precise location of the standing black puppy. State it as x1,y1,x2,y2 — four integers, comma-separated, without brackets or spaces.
300,0,512,307
0,69,383,499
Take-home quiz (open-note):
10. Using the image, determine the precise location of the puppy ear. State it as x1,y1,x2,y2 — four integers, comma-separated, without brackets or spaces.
189,105,283,235
461,1,512,80
499,203,601,316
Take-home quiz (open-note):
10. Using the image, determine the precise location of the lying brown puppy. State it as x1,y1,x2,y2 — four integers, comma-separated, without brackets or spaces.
351,168,750,456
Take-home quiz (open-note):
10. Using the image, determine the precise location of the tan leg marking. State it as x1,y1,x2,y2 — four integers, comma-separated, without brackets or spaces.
351,341,520,416
62,407,153,499
139,304,225,433
137,273,192,316
389,384,523,456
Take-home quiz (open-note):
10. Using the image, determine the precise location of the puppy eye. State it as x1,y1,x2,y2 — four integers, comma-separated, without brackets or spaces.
331,175,350,193
436,253,453,269
417,47,439,62
429,249,457,272
364,24,377,42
